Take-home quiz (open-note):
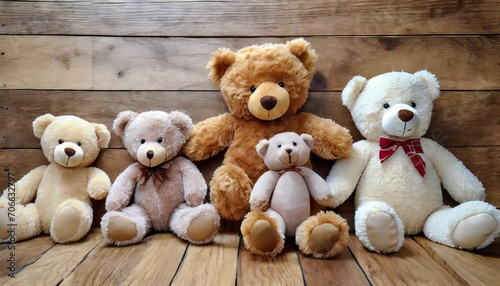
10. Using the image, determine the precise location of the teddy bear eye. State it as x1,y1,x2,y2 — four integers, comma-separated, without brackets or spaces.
250,86,256,93
58,139,64,144
277,144,282,148
140,139,146,144
292,142,297,146
411,102,416,108
77,142,82,146
383,103,390,109
157,138,163,143
278,82,285,88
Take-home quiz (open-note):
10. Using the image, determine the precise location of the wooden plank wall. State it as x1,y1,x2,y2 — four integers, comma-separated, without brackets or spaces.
0,1,499,284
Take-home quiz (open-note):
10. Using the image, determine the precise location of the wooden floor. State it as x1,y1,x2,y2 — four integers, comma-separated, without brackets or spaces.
1,0,499,285
1,224,499,285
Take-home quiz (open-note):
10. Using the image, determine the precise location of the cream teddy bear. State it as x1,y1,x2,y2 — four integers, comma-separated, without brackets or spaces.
0,114,111,243
241,132,349,258
327,70,500,253
101,111,220,246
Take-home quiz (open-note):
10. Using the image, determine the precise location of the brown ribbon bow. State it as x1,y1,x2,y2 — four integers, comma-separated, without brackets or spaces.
138,163,170,188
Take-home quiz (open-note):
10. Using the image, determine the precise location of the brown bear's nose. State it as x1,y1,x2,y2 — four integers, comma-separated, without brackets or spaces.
398,109,414,122
147,150,154,159
65,148,76,157
260,95,277,111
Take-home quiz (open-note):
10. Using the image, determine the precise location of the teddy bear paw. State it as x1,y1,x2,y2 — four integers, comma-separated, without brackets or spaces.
187,215,217,243
365,212,401,253
249,220,282,255
308,223,340,254
52,206,82,242
107,216,138,242
451,213,498,249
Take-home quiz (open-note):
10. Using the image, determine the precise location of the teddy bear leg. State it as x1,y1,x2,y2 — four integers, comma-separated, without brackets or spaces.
240,209,286,257
51,198,93,243
169,203,221,245
0,198,42,243
423,201,500,250
355,201,405,253
295,211,350,259
101,204,151,246
210,164,253,220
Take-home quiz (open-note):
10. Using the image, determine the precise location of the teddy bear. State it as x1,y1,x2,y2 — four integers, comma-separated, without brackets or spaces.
326,70,500,253
240,132,349,258
0,114,111,243
100,110,220,246
182,38,352,221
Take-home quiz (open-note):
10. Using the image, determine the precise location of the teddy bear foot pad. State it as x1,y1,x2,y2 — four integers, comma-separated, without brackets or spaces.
451,213,498,249
186,215,216,242
308,223,340,253
366,212,400,253
107,216,138,242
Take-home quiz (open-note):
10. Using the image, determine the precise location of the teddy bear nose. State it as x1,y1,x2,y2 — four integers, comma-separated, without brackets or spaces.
147,150,154,159
285,148,292,154
65,148,76,157
398,109,414,122
260,95,278,111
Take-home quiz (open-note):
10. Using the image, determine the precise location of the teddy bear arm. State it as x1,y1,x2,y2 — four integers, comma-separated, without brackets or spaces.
172,156,207,206
424,139,486,202
250,171,280,211
326,141,373,207
297,167,333,207
87,167,111,201
297,113,352,160
2,165,46,205
105,164,140,212
182,114,236,161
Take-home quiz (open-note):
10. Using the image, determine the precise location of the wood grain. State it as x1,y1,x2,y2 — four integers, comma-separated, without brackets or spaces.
414,236,500,285
171,231,240,285
1,36,498,90
5,229,103,285
0,1,498,36
348,234,467,285
1,91,498,149
299,242,370,286
237,241,304,285
0,235,55,284
0,36,92,89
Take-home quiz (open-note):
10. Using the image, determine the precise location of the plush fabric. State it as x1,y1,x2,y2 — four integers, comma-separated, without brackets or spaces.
182,38,352,220
0,114,111,243
241,132,349,258
101,111,220,246
327,70,500,253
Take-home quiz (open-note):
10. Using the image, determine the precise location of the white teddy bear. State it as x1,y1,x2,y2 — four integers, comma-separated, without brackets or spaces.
327,70,500,253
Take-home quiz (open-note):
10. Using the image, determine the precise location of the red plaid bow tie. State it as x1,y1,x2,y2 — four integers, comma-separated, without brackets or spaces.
379,137,426,177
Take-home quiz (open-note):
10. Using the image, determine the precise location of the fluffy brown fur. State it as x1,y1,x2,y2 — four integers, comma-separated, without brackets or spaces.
183,38,352,220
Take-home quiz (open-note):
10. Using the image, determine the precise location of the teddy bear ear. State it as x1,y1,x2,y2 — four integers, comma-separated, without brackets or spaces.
170,111,194,135
256,139,270,158
207,48,237,85
92,123,111,149
341,75,368,112
33,113,56,139
414,70,440,101
286,38,317,72
113,110,138,138
300,133,314,149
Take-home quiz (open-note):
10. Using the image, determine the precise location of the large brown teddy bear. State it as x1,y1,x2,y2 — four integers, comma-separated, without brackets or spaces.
101,111,220,246
182,38,352,220
0,114,111,243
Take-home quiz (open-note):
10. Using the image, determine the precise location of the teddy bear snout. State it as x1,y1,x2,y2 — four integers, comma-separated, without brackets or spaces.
137,142,167,168
382,103,420,138
54,142,84,168
398,109,414,122
260,96,278,111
